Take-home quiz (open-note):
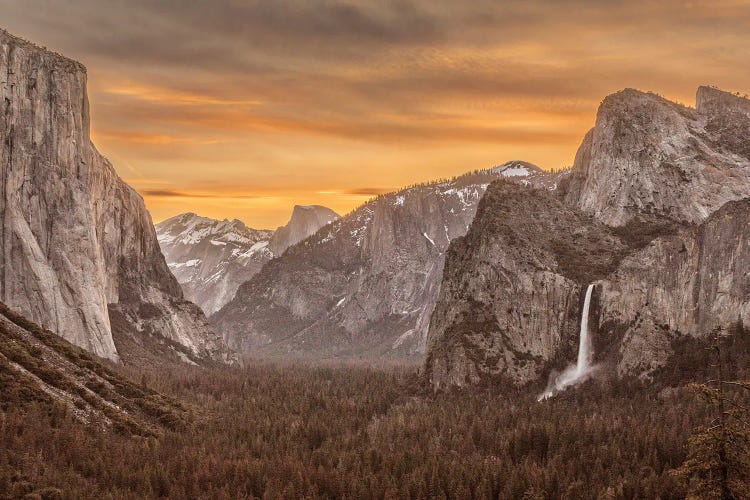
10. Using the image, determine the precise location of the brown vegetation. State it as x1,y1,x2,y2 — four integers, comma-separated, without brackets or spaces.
0,357,737,499
4,303,750,498
0,302,188,438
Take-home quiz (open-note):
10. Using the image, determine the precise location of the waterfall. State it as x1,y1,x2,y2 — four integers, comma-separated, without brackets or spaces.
538,283,596,400
574,283,595,377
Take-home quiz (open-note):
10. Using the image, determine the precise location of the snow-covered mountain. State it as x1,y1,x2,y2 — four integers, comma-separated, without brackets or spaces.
156,206,339,315
212,162,560,358
156,214,274,315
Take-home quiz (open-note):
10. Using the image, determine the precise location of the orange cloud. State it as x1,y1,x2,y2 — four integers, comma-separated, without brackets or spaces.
142,189,265,199
2,0,748,227
103,81,263,107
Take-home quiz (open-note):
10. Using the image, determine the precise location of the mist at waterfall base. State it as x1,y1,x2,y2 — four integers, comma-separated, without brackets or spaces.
538,284,597,401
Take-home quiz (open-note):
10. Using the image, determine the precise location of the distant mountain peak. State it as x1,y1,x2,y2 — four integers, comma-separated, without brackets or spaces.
212,165,562,358
155,214,274,315
156,205,339,315
268,205,339,256
492,160,544,178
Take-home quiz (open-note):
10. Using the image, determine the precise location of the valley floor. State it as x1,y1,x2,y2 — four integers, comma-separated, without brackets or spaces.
0,359,716,499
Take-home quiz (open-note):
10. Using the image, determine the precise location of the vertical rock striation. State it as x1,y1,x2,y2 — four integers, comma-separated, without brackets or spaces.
427,87,750,389
425,181,629,389
0,30,233,363
598,198,750,378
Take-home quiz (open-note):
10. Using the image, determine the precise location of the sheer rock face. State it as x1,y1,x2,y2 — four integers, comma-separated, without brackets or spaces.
156,213,274,316
598,198,750,378
0,30,233,364
212,163,559,358
425,181,629,389
426,88,750,389
268,205,339,256
560,87,750,227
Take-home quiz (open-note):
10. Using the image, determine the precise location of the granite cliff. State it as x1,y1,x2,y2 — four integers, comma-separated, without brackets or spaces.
213,163,558,358
597,198,750,378
560,87,750,226
425,180,630,388
427,87,750,389
0,30,232,364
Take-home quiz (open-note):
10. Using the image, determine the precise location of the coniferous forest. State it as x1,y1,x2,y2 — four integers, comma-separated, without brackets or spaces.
3,3,750,499
2,345,748,500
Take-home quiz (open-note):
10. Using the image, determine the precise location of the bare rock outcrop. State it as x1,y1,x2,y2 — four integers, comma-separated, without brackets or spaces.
598,197,750,378
426,87,750,389
212,163,558,358
425,180,629,389
0,30,233,364
560,87,750,226
267,205,339,256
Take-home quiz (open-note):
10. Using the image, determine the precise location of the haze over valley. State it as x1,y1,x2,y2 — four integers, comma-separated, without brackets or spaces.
2,3,750,497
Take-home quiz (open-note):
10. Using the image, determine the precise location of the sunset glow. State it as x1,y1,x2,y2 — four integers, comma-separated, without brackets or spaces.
2,0,749,227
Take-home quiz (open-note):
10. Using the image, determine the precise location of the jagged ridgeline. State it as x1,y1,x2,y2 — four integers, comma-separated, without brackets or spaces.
156,214,276,317
0,29,234,365
212,162,562,359
155,205,339,316
427,87,750,390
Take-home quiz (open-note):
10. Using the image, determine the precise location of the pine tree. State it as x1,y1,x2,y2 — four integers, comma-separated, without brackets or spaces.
672,328,750,499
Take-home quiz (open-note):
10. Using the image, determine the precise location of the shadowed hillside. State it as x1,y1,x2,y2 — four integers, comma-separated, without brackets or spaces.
0,302,188,437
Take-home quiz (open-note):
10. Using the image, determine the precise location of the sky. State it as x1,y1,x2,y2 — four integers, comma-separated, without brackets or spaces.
1,0,749,228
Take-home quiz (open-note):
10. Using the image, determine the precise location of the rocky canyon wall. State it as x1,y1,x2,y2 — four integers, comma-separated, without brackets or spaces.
0,30,232,364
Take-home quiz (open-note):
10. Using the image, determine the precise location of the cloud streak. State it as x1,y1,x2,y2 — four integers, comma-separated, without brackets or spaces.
142,190,266,199
1,0,748,226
